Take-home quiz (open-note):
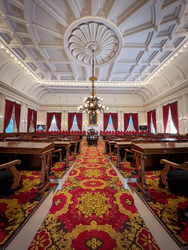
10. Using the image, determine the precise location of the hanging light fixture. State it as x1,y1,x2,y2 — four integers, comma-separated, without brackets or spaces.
78,47,108,114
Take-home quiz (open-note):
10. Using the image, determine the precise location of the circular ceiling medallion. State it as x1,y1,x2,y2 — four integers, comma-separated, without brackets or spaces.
64,17,122,68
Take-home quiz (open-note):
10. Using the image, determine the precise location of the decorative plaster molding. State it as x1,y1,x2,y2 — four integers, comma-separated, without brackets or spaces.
64,17,122,68
68,23,118,65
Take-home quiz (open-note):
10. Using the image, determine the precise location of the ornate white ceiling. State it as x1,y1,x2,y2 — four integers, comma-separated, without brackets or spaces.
0,0,188,104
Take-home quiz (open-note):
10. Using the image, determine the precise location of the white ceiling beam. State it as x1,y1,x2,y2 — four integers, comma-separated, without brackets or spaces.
107,0,123,20
91,0,100,16
7,15,26,25
118,0,150,28
45,71,74,76
43,84,54,93
85,67,90,81
67,0,80,19
31,23,63,39
97,67,103,81
34,0,68,27
0,26,11,34
123,23,155,38
6,0,25,10
107,61,118,81
39,45,64,49
15,32,30,38
69,59,78,80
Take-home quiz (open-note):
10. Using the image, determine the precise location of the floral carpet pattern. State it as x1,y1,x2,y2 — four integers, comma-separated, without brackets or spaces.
0,171,57,248
129,171,188,247
28,141,159,250
50,155,75,179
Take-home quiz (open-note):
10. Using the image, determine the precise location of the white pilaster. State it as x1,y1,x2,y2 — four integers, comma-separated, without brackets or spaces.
19,102,25,132
177,96,183,134
0,94,6,133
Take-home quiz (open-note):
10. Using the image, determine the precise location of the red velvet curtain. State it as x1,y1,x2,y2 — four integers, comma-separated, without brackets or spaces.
111,113,118,131
76,113,82,131
170,102,179,133
15,103,21,132
68,113,75,131
47,113,54,131
55,113,61,131
124,113,131,131
151,109,157,132
132,113,138,131
103,113,110,131
27,108,33,132
4,100,14,132
163,105,169,133
147,111,152,133
33,110,37,132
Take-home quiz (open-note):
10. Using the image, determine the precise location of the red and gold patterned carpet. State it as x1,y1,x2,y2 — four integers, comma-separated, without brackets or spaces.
28,141,159,250
129,171,188,247
0,170,57,249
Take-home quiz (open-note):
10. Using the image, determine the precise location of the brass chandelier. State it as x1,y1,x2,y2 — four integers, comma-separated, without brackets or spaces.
78,47,108,114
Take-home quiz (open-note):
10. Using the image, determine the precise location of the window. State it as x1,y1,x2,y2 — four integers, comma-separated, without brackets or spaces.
126,115,136,132
151,116,156,133
49,114,59,131
106,115,115,131
166,107,177,134
70,114,80,131
5,106,17,133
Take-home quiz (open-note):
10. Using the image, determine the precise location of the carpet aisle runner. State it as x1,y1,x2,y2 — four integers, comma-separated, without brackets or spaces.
28,141,160,250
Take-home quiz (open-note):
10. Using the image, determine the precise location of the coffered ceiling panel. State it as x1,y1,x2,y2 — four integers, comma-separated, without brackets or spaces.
0,0,188,104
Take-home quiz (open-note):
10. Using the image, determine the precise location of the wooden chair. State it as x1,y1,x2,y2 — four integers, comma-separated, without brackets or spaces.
160,159,188,223
0,159,22,197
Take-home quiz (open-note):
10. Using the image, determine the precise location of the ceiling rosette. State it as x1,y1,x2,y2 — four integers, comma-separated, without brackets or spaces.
64,18,122,67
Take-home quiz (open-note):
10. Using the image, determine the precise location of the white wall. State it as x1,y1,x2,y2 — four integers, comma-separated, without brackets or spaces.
0,89,188,134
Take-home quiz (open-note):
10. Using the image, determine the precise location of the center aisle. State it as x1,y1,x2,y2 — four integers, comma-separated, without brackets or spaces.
28,141,159,250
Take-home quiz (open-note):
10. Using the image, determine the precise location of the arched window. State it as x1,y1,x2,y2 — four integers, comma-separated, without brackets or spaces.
126,115,136,132
106,115,115,131
166,107,177,134
49,114,59,131
6,106,17,133
70,114,80,131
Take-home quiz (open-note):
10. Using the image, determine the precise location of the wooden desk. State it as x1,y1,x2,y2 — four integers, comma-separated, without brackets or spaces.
131,142,188,201
115,141,132,168
108,141,115,159
0,141,54,200
87,136,98,146
55,141,71,168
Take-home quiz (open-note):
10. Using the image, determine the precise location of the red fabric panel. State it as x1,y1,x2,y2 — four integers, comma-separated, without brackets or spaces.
15,103,21,132
132,113,138,131
124,113,131,131
103,113,110,131
27,108,33,132
4,100,14,132
111,113,118,131
55,113,61,131
33,110,37,132
147,111,151,133
68,113,75,131
170,102,179,133
163,105,169,133
76,113,82,131
151,109,157,132
47,113,54,131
